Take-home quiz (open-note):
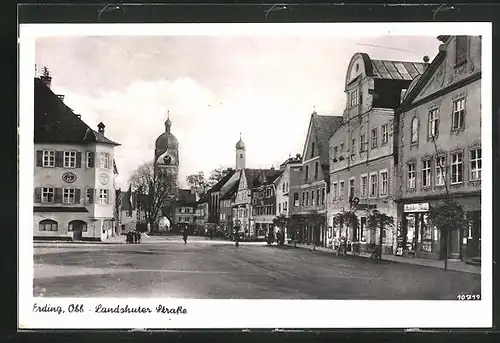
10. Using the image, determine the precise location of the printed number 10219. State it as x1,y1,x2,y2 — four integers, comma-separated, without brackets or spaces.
457,294,481,300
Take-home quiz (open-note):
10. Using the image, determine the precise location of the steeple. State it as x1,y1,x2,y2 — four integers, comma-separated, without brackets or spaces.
235,132,246,170
165,109,172,133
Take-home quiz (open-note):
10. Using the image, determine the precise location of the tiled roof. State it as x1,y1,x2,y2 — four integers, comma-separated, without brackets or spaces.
245,168,282,189
34,78,120,146
369,58,426,81
197,191,210,204
221,182,238,200
209,169,236,192
177,189,197,206
312,114,344,164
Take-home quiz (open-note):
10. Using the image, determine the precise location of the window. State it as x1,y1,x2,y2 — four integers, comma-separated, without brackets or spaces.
316,189,320,206
306,192,309,206
361,175,368,198
349,178,355,198
99,189,109,204
422,160,431,187
428,108,439,138
333,146,338,160
380,171,388,196
126,212,131,217
305,165,309,180
42,187,54,203
240,153,243,158
42,150,55,167
340,143,345,152
360,217,366,242
333,182,338,199
311,142,315,158
322,188,325,205
282,183,285,193
63,188,75,204
369,174,378,197
302,192,305,206
470,148,481,181
452,98,465,130
278,203,281,213
350,88,359,107
100,152,110,169
311,191,315,206
64,151,76,168
451,152,463,184
314,162,319,179
86,152,95,168
371,128,378,149
39,219,58,231
85,188,93,204
351,138,356,155
381,124,389,145
339,181,345,200
411,117,418,143
68,220,88,232
408,162,416,189
455,36,468,66
360,133,367,152
436,156,446,186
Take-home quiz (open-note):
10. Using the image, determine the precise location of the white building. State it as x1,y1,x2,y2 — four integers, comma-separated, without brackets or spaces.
33,74,120,241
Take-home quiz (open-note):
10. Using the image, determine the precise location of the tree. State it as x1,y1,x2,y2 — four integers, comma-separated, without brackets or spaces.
367,210,395,260
332,211,359,241
129,162,177,232
186,171,209,197
427,197,467,270
208,166,232,187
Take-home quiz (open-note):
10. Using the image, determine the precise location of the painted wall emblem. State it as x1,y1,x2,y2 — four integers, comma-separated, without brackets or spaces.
62,172,77,183
99,173,109,185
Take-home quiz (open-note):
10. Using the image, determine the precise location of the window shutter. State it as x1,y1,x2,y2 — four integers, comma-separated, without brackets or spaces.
36,151,43,167
54,188,63,203
75,152,82,168
106,189,111,204
34,187,41,203
75,188,81,204
88,188,94,204
55,151,64,167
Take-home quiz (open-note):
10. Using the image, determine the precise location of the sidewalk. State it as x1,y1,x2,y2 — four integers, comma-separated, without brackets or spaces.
285,242,480,275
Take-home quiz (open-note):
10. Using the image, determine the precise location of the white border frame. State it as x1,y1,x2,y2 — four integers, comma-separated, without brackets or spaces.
19,22,492,329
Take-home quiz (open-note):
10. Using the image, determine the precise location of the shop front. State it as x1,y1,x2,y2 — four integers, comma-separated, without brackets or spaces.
397,195,481,261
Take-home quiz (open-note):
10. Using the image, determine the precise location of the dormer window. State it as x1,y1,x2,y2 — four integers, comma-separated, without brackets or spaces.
350,89,359,108
455,36,468,67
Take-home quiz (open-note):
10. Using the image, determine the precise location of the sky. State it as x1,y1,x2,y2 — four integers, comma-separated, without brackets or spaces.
35,34,441,189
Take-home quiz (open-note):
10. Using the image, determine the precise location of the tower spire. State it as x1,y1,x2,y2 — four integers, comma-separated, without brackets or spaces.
165,109,172,133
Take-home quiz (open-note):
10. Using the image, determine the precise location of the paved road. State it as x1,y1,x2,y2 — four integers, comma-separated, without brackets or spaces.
33,239,481,299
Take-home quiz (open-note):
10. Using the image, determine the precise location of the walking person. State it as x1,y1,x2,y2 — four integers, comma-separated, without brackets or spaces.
182,227,189,244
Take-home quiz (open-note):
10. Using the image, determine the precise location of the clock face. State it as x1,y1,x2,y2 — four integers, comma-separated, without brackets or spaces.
163,155,172,164
99,173,109,185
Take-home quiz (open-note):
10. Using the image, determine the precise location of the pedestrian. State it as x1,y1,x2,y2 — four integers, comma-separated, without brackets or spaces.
133,231,138,244
209,228,213,240
183,228,188,244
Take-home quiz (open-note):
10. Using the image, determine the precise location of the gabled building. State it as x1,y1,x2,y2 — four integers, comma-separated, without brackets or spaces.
328,53,426,253
220,181,238,235
33,72,120,241
290,112,343,247
116,188,143,234
207,168,238,232
174,188,198,233
252,170,283,238
395,36,482,261
195,192,209,235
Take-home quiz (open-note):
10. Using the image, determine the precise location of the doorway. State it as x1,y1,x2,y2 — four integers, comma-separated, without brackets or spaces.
69,220,87,240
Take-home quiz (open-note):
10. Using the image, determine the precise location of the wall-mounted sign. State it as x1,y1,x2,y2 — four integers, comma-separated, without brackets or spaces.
99,173,109,185
404,203,429,212
62,172,77,183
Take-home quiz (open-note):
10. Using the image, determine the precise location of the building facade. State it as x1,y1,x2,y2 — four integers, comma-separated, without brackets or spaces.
195,194,209,235
174,189,198,233
252,172,282,238
395,35,482,261
33,75,120,241
290,112,343,247
328,53,426,253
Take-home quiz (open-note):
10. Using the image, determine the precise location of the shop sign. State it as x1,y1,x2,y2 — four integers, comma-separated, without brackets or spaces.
404,203,429,212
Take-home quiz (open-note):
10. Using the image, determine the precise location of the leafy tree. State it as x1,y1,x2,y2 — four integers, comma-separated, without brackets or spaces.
427,198,468,270
129,162,177,232
186,171,210,197
367,210,395,260
332,211,359,241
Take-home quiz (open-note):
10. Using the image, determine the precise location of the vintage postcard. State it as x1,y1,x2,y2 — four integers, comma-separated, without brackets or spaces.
18,23,492,329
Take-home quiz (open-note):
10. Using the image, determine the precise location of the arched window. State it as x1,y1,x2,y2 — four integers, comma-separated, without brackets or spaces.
39,219,58,232
411,117,419,143
68,220,88,232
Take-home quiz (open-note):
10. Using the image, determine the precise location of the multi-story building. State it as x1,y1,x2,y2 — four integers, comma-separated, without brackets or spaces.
220,182,238,235
33,73,120,241
195,193,209,235
328,53,426,254
395,35,482,261
252,171,283,238
116,188,138,234
290,112,343,247
174,189,198,233
207,168,238,233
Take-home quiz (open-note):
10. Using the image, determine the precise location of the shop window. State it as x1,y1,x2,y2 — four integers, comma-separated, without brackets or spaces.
39,219,58,231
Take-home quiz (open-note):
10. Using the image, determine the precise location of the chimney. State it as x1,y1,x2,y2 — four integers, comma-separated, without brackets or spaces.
57,94,65,101
40,66,52,89
75,114,81,119
97,122,105,134
423,55,430,71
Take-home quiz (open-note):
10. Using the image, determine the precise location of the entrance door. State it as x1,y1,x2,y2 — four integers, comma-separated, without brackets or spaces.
69,220,87,240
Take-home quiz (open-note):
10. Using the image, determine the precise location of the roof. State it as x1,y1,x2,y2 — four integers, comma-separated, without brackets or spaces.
177,189,197,206
34,77,120,146
245,168,282,189
312,114,344,163
221,182,239,200
209,169,236,193
280,154,302,167
197,191,210,204
369,59,426,81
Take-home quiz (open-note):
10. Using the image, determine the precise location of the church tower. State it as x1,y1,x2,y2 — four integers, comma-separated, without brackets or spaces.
235,133,246,170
